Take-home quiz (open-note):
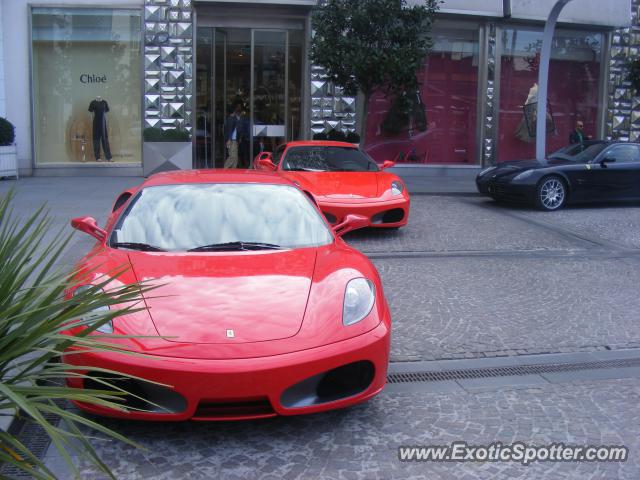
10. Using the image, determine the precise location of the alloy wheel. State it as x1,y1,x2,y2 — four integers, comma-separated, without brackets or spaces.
539,177,566,210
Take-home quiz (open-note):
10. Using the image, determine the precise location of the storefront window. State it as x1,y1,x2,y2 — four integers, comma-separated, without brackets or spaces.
31,8,142,165
364,21,480,165
498,28,602,162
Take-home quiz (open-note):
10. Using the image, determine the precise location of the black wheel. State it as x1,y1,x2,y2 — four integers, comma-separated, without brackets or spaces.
535,176,567,211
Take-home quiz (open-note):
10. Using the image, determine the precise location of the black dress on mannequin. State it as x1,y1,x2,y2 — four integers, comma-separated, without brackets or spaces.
88,97,113,161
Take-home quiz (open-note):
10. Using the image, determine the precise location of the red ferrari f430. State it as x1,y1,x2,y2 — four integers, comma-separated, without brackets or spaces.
254,141,410,228
64,170,391,421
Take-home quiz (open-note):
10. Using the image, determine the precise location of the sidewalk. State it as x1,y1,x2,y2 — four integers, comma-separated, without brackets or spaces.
0,166,481,197
389,165,481,194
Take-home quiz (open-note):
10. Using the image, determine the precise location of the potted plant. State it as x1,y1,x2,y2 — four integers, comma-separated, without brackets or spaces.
142,127,192,176
0,117,18,178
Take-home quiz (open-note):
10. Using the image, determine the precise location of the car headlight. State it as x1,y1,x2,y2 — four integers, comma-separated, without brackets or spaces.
391,180,404,196
343,278,375,326
73,285,112,334
478,166,496,177
513,169,534,181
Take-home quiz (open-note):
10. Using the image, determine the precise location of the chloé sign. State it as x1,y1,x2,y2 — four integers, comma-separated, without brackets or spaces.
80,74,107,84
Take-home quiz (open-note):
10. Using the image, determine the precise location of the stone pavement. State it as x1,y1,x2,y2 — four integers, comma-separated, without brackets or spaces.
2,176,640,479
45,375,640,480
344,195,640,362
389,166,480,194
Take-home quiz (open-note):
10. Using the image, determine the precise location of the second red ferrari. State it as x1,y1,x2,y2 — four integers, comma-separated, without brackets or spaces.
254,141,410,228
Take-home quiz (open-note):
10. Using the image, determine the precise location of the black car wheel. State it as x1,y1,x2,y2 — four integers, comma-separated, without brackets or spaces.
535,176,567,211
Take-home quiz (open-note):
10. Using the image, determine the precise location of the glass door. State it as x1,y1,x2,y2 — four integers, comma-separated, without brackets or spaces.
195,27,299,169
221,29,251,168
195,28,213,168
213,30,227,168
252,30,287,160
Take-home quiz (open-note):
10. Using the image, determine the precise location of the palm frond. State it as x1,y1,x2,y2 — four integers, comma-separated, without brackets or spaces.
0,188,164,479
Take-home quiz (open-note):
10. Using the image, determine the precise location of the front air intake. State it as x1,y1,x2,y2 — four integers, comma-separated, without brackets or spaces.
281,361,375,408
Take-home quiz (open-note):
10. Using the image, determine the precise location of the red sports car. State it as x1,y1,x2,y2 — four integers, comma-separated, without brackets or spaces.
254,141,410,228
64,170,391,421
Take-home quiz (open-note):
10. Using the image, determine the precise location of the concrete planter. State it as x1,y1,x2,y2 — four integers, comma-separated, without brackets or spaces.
0,145,18,178
143,141,192,177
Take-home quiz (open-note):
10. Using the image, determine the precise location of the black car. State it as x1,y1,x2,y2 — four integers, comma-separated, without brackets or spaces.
476,141,640,211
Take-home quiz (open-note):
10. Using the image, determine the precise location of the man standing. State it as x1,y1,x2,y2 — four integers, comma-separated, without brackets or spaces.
224,102,245,169
569,120,589,146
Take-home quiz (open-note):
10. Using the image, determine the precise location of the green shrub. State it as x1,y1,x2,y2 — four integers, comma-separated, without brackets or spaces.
345,131,361,143
628,58,640,94
0,117,15,146
312,132,328,141
312,130,361,144
143,127,190,142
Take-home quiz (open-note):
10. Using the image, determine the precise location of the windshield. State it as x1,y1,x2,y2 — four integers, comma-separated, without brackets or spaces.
549,143,608,163
282,146,379,172
110,183,333,251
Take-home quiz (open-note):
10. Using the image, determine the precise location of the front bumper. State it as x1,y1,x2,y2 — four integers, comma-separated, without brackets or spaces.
319,197,410,228
63,321,390,421
476,177,536,204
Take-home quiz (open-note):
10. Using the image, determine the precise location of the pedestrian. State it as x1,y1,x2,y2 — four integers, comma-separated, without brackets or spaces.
224,102,246,169
569,120,590,146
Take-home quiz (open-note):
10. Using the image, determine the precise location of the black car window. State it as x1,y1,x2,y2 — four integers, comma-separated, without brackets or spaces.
601,145,640,164
282,146,379,172
551,143,608,163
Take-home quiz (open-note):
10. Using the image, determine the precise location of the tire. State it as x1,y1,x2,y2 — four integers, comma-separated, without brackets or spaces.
535,176,567,211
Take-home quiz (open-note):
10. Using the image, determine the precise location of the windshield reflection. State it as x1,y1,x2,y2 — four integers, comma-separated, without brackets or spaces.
111,183,333,251
282,146,379,172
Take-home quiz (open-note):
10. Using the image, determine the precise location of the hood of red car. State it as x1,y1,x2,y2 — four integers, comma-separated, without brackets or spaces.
283,171,382,199
127,249,316,344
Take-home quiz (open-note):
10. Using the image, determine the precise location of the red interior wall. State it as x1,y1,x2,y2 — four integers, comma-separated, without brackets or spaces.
363,52,478,165
497,58,600,162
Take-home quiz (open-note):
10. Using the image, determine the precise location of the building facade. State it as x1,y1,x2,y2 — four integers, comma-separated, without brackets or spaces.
0,0,636,177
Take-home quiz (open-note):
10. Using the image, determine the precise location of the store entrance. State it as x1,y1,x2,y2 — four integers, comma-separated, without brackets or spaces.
195,27,304,169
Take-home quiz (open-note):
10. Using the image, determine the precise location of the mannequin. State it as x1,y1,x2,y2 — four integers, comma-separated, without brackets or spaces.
88,96,113,162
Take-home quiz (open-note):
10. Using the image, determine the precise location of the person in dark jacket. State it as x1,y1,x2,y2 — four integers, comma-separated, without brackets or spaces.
569,120,590,146
224,102,248,168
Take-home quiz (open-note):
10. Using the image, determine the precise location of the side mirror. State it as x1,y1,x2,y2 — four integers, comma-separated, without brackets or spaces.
381,160,396,170
332,214,369,237
600,156,616,167
255,152,277,171
71,216,107,242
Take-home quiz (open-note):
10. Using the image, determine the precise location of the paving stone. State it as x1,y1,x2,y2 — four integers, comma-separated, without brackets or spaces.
344,196,584,254
47,377,640,480
456,374,550,392
374,256,640,362
518,202,640,250
541,366,640,383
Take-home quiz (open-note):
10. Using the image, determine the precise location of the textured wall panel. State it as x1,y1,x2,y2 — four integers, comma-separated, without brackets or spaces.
144,0,193,134
483,23,497,166
309,64,357,137
607,0,640,142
